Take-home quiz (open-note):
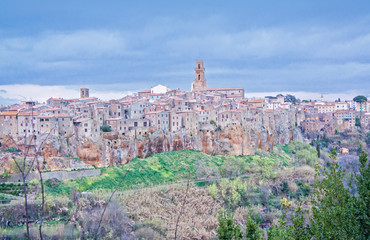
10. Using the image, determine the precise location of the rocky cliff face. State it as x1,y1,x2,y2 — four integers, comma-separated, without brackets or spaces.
0,109,302,169
37,109,302,168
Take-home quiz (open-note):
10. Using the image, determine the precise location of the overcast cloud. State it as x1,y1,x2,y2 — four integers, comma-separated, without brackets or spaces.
0,1,369,105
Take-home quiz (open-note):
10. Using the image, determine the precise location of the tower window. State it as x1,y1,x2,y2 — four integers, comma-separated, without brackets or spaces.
198,64,200,69
198,75,200,80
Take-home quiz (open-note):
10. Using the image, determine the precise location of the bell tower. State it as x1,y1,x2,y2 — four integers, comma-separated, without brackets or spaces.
192,60,207,91
80,87,89,98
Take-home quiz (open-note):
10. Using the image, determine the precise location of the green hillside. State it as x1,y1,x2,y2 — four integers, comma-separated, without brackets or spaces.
44,141,317,196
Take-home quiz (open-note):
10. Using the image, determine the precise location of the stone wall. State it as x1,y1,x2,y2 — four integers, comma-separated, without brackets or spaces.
3,169,101,182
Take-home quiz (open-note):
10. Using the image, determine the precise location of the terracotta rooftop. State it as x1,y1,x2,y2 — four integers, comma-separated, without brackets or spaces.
248,99,265,103
0,111,18,116
18,112,38,116
198,87,244,91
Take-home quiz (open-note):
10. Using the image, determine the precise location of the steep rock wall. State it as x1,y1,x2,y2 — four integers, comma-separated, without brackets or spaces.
0,109,301,168
37,109,299,167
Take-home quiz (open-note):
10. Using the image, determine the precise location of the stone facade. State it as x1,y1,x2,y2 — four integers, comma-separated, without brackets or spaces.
192,60,207,90
80,87,89,98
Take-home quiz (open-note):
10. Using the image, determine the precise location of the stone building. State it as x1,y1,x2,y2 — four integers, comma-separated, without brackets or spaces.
0,111,18,137
192,60,207,91
109,102,124,118
55,114,74,136
191,60,244,99
38,115,57,135
74,118,100,140
156,111,170,131
170,111,182,133
17,112,38,135
94,106,109,126
218,109,242,129
80,87,89,99
177,110,198,135
130,101,150,119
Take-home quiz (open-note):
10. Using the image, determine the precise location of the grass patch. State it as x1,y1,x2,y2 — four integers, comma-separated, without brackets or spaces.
44,142,318,197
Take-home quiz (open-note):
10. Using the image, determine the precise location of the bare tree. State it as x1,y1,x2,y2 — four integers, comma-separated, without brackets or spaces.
71,175,83,239
28,104,52,240
174,176,190,240
7,106,51,239
95,171,130,239
9,133,33,239
34,132,51,240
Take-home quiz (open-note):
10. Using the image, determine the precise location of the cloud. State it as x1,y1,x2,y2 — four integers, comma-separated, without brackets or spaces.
0,84,135,105
166,23,370,61
0,83,366,106
246,90,367,102
0,30,132,71
0,17,369,94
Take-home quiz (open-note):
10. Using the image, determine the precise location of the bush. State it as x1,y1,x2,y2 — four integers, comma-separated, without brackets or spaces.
79,198,134,239
100,125,111,132
217,210,243,240
1,168,10,180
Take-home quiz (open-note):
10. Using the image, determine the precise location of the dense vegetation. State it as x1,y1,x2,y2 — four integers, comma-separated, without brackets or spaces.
43,145,298,196
0,140,368,239
217,149,369,239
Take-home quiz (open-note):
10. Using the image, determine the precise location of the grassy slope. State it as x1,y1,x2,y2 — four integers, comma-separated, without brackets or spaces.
3,141,320,238
45,145,301,196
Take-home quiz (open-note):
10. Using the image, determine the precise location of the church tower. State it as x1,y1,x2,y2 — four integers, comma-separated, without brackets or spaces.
192,60,207,91
80,87,89,98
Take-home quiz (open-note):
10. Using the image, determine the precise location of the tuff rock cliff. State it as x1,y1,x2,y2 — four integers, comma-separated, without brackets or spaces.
1,109,303,170
44,109,302,168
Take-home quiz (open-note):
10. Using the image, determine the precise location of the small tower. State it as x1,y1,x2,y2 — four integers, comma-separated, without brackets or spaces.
192,60,207,91
80,87,89,98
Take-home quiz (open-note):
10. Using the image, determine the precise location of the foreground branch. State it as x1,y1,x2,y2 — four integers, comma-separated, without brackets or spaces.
95,171,130,239
174,176,190,240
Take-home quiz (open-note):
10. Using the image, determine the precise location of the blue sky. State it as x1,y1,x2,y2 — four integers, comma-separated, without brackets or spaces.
0,1,370,104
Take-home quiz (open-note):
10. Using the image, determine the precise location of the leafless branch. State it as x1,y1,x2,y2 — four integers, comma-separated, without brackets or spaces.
71,174,83,239
95,171,130,239
174,174,190,240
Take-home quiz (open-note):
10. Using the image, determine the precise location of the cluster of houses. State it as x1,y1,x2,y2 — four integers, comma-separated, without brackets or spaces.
297,96,370,133
0,60,369,142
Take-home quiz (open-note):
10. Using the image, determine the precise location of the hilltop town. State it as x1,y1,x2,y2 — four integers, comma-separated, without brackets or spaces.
0,60,369,170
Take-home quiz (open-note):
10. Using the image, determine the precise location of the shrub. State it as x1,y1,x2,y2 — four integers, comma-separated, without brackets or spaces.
217,210,243,240
100,125,111,132
79,198,134,239
1,168,10,180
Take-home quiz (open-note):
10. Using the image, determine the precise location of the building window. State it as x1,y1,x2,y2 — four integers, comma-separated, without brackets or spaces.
198,63,200,69
134,122,138,127
198,75,200,80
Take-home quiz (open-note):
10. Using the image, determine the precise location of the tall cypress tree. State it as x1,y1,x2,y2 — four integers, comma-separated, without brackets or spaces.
356,150,369,239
